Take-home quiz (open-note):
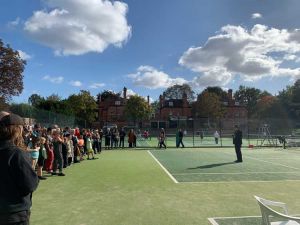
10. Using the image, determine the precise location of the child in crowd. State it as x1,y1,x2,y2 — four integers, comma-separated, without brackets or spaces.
45,128,54,173
27,135,41,170
86,135,95,160
37,137,47,180
78,135,85,161
65,133,74,166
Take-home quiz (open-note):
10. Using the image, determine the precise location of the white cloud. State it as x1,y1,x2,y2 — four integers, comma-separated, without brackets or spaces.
128,65,187,89
7,17,20,27
24,0,131,56
43,75,64,84
179,24,300,87
144,96,153,103
17,50,32,60
89,82,105,89
252,13,262,19
283,54,297,61
126,88,136,97
69,80,82,87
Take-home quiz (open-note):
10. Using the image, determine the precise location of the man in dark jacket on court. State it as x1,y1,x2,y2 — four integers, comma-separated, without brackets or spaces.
0,114,39,225
233,125,243,163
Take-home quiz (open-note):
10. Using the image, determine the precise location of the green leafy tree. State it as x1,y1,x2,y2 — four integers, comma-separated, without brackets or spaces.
163,84,195,102
278,79,300,119
67,90,97,126
193,91,225,120
124,95,151,125
10,103,35,118
28,94,45,107
0,96,9,111
47,94,62,102
98,90,120,101
253,95,292,132
234,86,262,117
203,86,228,101
0,39,26,102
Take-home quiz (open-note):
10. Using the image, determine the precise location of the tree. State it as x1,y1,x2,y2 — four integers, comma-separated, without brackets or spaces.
151,100,160,114
203,86,228,101
253,96,291,133
47,94,61,102
67,90,97,126
98,90,120,101
0,96,9,111
163,84,195,102
28,94,44,107
10,103,35,118
277,79,300,119
193,91,225,120
0,39,26,101
124,95,151,125
234,86,262,117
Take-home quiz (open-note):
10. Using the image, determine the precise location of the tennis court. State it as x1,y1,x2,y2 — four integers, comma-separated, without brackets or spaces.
149,148,300,183
148,148,300,224
30,147,300,225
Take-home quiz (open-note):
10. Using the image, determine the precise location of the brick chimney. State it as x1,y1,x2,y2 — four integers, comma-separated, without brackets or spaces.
147,95,150,105
228,89,233,105
183,92,188,107
123,87,127,99
159,94,164,108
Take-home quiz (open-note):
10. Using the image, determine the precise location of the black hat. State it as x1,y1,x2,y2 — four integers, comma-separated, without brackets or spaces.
0,114,24,126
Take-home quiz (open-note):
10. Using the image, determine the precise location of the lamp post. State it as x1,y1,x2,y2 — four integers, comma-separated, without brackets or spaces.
188,118,194,147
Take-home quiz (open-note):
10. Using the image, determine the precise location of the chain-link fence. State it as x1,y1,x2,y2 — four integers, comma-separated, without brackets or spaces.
9,106,87,128
133,117,300,148
6,104,300,148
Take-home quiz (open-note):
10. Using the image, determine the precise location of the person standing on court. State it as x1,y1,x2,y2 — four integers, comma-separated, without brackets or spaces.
176,129,184,148
0,113,39,225
214,130,220,144
159,128,166,149
233,125,243,163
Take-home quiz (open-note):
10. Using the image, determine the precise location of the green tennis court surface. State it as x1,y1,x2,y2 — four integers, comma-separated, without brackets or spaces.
149,148,300,182
30,148,300,225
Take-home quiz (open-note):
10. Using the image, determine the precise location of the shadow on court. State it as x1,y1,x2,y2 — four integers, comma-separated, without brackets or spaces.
188,162,236,169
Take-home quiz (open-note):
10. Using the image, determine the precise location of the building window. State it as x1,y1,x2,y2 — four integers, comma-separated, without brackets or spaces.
115,101,121,106
169,101,173,107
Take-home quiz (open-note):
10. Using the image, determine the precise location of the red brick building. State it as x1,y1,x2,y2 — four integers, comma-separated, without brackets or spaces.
96,87,247,130
222,89,248,131
151,92,192,129
97,87,127,127
97,87,150,128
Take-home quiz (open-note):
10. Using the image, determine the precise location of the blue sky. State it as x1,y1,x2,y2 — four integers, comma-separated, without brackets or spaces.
1,0,300,103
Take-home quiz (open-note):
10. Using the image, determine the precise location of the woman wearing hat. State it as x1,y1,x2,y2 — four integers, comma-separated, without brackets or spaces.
0,113,39,225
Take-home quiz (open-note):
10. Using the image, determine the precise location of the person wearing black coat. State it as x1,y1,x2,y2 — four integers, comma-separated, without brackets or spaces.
0,114,39,225
233,125,243,163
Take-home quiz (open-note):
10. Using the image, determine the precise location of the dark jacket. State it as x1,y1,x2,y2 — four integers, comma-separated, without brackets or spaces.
233,129,243,146
0,141,39,215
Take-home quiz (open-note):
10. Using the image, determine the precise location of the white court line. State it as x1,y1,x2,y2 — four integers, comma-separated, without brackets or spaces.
208,216,262,225
208,218,219,225
173,171,300,175
147,150,178,184
222,151,300,170
178,179,300,184
245,155,300,170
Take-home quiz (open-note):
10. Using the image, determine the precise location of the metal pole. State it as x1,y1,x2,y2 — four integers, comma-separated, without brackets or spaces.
192,119,194,147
